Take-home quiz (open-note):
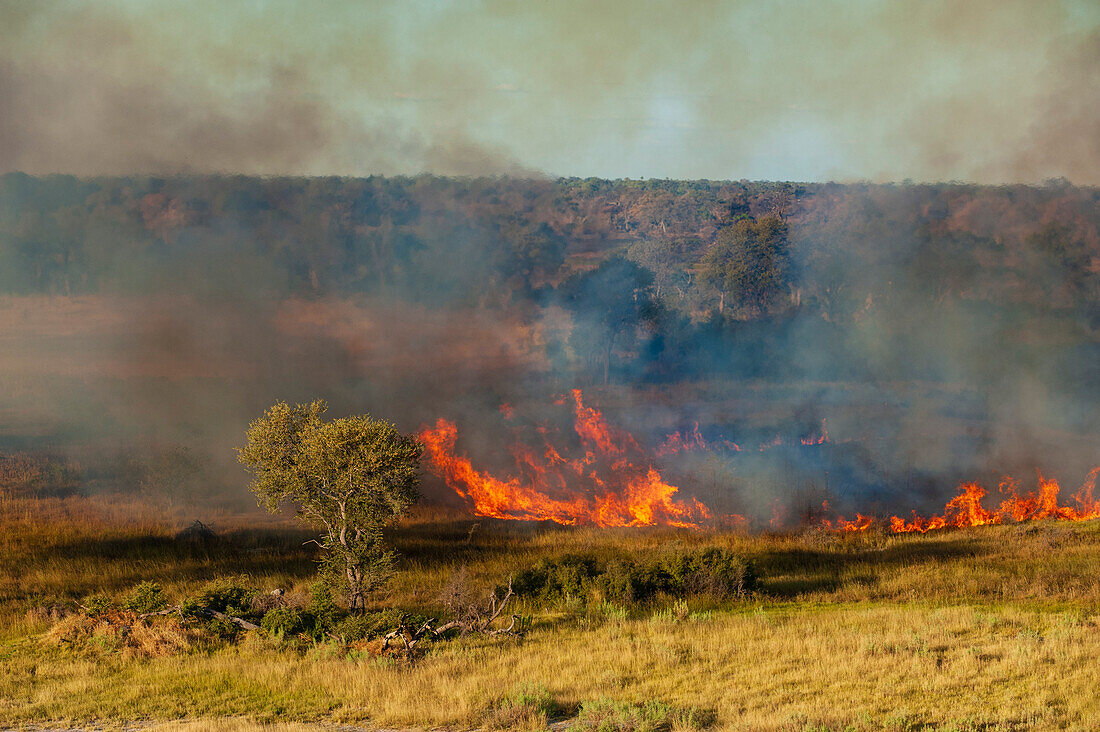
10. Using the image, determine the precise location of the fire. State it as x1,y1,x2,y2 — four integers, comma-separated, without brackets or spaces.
800,418,829,446
655,422,707,456
421,392,1097,535
418,389,711,528
889,469,1100,533
817,500,872,532
655,423,743,454
758,435,784,452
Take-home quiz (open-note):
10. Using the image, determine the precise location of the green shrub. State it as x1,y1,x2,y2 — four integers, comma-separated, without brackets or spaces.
593,559,665,604
180,576,262,640
486,681,558,730
305,581,343,637
514,555,600,603
331,608,405,643
123,581,167,614
661,547,757,599
260,606,306,636
513,547,757,609
80,593,115,617
187,576,258,618
568,698,709,731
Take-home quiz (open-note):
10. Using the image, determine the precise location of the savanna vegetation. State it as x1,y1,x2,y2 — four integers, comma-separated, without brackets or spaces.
1,490,1098,731
2,173,1098,389
2,175,1098,730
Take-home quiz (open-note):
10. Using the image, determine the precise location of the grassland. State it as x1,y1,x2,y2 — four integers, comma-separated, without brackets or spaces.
1,495,1099,731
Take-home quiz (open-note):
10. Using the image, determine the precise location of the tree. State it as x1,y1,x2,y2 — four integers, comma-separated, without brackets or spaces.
558,257,656,384
237,401,422,610
625,238,693,302
1025,222,1094,302
699,215,790,316
493,215,568,296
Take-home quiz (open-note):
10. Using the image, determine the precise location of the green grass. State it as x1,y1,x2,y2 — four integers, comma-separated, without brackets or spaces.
1,494,1098,730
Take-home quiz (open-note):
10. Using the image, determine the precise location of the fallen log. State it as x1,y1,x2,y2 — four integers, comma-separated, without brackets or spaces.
130,604,260,631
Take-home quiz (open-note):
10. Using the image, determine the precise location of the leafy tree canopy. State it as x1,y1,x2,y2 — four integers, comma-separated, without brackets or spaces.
699,215,791,316
237,401,422,609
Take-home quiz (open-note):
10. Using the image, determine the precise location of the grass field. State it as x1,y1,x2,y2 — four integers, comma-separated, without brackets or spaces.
1,495,1098,731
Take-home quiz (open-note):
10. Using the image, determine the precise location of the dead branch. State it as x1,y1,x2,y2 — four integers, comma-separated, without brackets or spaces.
381,577,523,662
487,614,521,636
200,607,260,631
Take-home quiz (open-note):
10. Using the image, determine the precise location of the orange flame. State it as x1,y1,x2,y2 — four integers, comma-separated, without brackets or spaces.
800,418,829,446
817,500,872,532
758,435,784,452
655,422,707,456
418,390,711,528
889,469,1100,533
820,512,874,532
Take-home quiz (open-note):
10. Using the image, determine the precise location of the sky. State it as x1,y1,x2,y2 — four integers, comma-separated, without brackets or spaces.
0,0,1097,183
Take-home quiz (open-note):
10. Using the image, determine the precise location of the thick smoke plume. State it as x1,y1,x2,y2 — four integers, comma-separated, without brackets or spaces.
0,175,1096,525
0,1,1096,183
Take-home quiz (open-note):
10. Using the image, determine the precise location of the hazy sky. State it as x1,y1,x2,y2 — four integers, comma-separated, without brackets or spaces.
1,0,1097,183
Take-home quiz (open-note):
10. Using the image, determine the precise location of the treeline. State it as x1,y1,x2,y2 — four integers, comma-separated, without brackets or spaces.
2,172,1098,386
2,173,1095,308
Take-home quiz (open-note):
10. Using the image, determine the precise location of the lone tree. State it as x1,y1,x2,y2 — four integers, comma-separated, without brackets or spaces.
237,401,422,610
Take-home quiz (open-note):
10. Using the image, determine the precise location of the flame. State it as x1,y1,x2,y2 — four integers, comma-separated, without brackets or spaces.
889,469,1100,533
758,435,784,452
422,392,1096,536
418,389,711,528
820,512,874,532
800,418,829,446
816,500,872,532
655,422,707,456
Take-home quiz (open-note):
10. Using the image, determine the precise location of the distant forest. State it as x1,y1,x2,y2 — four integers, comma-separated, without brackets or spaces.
2,173,1098,386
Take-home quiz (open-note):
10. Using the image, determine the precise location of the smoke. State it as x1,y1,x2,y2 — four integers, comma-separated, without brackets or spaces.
5,173,1097,524
0,4,531,177
0,1,1096,182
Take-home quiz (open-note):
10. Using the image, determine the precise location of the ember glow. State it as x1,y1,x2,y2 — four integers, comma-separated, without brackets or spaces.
418,390,711,528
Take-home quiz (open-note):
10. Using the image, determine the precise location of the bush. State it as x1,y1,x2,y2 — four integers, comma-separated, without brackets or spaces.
514,555,600,603
305,581,343,638
568,698,710,732
486,682,558,730
80,593,115,617
260,606,306,636
331,608,405,643
181,576,262,639
513,547,757,608
123,581,167,614
661,548,757,599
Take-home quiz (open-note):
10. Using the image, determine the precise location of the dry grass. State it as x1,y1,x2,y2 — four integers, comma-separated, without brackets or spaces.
43,611,208,659
4,605,1096,730
1,497,1099,730
146,722,353,731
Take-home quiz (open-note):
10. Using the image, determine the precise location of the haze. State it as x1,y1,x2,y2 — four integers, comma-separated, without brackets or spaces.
1,0,1097,183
